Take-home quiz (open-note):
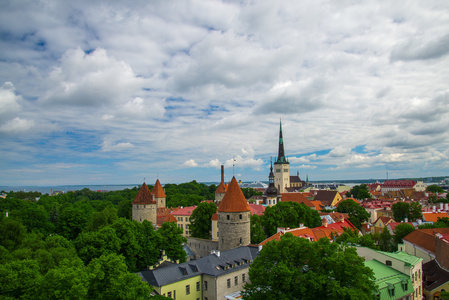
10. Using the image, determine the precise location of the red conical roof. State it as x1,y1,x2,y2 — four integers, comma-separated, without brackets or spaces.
152,179,166,198
215,181,227,194
218,177,250,212
133,183,156,204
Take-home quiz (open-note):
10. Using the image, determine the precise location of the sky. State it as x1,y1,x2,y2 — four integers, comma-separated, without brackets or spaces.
1,1,449,186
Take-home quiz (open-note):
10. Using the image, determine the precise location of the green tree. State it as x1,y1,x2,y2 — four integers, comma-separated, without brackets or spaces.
13,204,55,235
158,221,187,263
349,184,371,200
57,205,88,240
378,227,395,252
86,253,152,299
117,199,132,219
392,202,410,222
261,202,321,237
250,214,266,244
110,218,141,271
0,217,27,251
0,259,42,298
409,202,422,221
393,223,415,245
242,234,376,300
35,258,89,299
337,199,370,229
190,202,217,239
427,184,444,193
75,227,121,265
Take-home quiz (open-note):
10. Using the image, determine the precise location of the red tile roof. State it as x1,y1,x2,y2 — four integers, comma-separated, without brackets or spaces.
249,203,266,216
310,200,324,211
157,213,177,226
217,177,250,213
404,228,449,254
280,192,314,208
132,183,156,205
382,180,416,188
387,222,415,231
171,206,197,216
152,179,166,198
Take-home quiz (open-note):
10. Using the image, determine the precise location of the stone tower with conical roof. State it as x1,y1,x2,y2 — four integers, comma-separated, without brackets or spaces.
217,177,251,252
274,120,290,193
152,179,166,208
215,165,227,202
132,182,157,225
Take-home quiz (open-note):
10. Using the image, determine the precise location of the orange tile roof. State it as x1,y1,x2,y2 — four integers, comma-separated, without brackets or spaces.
422,212,449,223
310,200,324,211
217,177,250,212
132,183,156,205
259,226,348,246
280,193,314,208
152,179,166,198
215,181,227,193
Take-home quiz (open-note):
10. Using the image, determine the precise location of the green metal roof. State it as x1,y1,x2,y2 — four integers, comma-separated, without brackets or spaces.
364,260,414,300
376,250,422,267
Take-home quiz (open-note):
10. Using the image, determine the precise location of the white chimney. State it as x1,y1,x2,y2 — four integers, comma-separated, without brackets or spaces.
433,206,436,212
445,203,449,211
405,218,408,222
417,219,422,225
440,203,444,210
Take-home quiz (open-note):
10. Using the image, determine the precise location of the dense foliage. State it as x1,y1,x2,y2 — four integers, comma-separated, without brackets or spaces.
243,234,376,300
0,187,188,299
261,201,322,238
427,184,445,193
348,184,371,200
336,199,370,229
392,201,422,222
189,201,217,239
164,181,216,207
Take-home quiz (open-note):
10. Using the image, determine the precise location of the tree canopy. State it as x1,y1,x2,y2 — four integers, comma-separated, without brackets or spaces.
349,184,371,200
242,234,376,300
392,202,422,222
336,199,370,229
261,201,322,238
189,201,217,239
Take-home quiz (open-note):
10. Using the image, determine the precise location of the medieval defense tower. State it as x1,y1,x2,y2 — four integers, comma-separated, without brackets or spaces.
132,182,157,225
152,179,166,208
217,177,251,252
274,120,290,193
215,165,227,202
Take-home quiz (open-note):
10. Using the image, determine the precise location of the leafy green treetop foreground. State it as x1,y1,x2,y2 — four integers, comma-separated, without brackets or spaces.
242,234,377,300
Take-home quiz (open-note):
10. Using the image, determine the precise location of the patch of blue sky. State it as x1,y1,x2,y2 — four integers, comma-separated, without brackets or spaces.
291,149,331,158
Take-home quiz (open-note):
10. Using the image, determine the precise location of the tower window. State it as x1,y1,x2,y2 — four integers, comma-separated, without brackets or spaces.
227,215,230,220
239,214,242,219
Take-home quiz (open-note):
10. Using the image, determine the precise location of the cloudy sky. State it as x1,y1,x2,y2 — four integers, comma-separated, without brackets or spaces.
1,1,449,186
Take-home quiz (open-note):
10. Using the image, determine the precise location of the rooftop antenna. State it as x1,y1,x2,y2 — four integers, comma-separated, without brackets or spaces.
144,177,146,183
233,156,236,177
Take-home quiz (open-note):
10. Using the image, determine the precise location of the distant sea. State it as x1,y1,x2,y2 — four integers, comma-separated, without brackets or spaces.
0,185,140,195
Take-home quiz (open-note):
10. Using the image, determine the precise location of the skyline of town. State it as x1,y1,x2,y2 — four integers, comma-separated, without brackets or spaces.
1,1,449,186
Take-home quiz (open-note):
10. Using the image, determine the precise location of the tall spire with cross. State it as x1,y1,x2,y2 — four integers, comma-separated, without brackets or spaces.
275,119,289,164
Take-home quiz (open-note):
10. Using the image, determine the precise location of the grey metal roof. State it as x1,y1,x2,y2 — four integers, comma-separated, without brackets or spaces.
139,246,259,287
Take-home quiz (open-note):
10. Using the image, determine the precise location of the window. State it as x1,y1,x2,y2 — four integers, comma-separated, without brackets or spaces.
239,214,242,219
168,292,172,298
204,281,208,291
227,279,231,288
196,282,200,291
227,215,230,220
240,238,242,244
385,260,392,266
186,285,190,295
234,276,238,286
180,224,183,229
242,274,246,283
174,290,176,299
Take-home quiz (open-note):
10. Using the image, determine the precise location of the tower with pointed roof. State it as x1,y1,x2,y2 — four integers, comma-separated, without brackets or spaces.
217,177,251,252
215,165,227,202
263,159,281,206
132,182,157,225
274,120,290,193
152,179,166,208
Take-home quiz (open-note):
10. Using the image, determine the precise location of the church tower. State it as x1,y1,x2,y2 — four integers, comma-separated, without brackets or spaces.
217,177,251,252
152,179,166,208
274,120,290,193
263,159,281,206
132,182,157,226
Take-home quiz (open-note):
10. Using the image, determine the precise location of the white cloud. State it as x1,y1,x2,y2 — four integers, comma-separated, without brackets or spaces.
101,140,135,152
0,117,34,134
183,159,198,167
0,82,22,120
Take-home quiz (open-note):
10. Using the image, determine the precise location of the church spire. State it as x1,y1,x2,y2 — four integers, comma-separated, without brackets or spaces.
275,119,289,164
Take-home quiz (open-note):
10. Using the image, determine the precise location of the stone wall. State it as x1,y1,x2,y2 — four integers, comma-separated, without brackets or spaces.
436,235,449,270
218,211,250,252
132,203,157,225
186,237,218,259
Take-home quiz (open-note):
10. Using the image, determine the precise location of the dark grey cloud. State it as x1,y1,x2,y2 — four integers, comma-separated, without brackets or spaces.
391,33,449,62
